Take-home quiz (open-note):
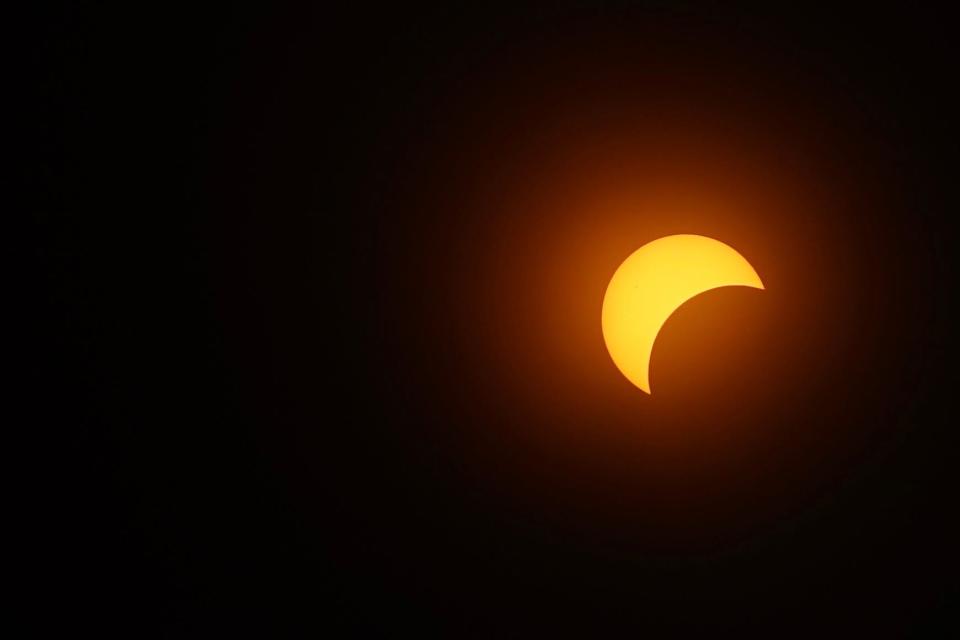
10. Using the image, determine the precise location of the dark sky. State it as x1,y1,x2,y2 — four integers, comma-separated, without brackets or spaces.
30,3,956,636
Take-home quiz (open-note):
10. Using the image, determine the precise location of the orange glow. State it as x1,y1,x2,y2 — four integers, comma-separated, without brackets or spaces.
601,235,764,393
371,38,878,501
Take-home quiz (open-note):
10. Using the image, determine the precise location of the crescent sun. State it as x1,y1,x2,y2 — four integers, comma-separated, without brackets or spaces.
601,234,764,393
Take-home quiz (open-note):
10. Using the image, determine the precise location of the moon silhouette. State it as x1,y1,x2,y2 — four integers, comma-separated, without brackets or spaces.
601,234,764,393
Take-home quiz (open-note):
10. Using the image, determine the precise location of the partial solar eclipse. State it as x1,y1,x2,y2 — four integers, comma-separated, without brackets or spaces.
602,234,764,393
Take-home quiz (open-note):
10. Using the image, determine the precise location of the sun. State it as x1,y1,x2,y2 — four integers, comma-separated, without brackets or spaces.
601,234,764,393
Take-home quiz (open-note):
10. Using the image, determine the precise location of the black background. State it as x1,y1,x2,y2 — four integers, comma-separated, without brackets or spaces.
30,2,956,636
